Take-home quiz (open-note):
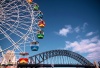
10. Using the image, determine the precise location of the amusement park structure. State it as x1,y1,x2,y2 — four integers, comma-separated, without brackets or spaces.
0,0,45,67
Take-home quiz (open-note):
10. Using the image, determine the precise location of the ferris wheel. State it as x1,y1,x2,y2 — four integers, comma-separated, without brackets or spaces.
0,0,45,65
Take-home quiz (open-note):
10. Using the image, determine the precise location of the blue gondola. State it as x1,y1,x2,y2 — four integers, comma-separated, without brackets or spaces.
31,46,39,51
31,41,39,51
37,12,43,19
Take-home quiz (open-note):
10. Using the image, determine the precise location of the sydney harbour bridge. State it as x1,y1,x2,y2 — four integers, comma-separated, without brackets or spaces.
17,50,100,68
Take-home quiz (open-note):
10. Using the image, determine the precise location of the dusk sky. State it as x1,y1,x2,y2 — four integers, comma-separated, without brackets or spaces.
0,0,100,63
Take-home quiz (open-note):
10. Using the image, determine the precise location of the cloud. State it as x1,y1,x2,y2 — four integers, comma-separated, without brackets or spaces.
86,32,94,36
64,36,100,61
74,23,88,33
82,23,88,32
58,25,72,36
86,51,100,60
56,23,88,37
75,26,80,33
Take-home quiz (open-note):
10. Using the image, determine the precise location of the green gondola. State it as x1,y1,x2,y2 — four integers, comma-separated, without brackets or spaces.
37,30,44,39
37,34,44,39
33,4,39,11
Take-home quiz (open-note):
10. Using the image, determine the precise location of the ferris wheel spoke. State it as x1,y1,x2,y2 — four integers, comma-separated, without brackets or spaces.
1,19,38,41
1,21,17,31
4,2,19,18
18,14,31,18
19,16,31,20
3,1,16,9
0,0,5,4
3,17,18,26
5,18,18,22
19,21,31,25
6,10,18,14
13,29,30,39
32,23,40,30
0,45,14,53
5,15,18,19
16,26,29,31
0,27,23,52
17,22,31,29
0,25,13,40
30,31,36,41
6,14,18,17
21,0,32,12
6,18,18,21
5,9,18,15
0,23,29,39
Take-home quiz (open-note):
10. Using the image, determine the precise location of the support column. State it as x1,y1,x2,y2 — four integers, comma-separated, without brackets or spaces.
94,61,99,68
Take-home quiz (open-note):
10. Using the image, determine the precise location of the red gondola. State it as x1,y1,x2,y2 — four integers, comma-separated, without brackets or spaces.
18,58,28,64
18,52,29,64
38,20,45,28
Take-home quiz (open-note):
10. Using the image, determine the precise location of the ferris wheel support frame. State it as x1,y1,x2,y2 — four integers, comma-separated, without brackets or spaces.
0,0,44,59
0,27,23,53
0,46,4,58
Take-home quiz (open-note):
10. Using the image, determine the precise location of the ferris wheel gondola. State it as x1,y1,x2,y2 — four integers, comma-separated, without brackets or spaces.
33,3,39,11
37,30,44,39
37,11,43,19
38,20,45,28
30,41,39,51
27,0,33,4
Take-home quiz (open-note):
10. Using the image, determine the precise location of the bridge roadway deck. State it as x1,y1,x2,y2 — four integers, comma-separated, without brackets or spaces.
17,64,96,68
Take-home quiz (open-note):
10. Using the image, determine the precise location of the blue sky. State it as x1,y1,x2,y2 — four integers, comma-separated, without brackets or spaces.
34,0,100,60
34,0,100,62
0,0,100,63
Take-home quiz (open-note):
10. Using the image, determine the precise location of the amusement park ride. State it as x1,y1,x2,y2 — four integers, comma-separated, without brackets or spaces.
0,0,45,67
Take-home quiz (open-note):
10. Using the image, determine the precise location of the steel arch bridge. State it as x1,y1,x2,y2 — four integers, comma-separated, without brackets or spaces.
18,50,98,68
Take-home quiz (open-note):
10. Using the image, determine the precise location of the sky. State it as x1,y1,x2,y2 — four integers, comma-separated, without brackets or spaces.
0,0,100,64
34,0,100,62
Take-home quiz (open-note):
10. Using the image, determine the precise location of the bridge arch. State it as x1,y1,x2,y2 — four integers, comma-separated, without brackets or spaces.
29,50,93,65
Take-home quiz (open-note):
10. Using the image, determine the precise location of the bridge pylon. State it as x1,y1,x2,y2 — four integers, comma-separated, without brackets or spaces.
94,61,99,68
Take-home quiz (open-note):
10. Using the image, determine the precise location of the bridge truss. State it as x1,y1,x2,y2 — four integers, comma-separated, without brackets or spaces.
17,50,100,68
